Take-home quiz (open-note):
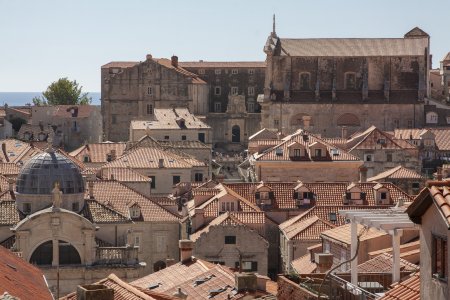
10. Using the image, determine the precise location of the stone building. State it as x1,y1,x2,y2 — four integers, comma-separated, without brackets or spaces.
101,55,208,142
261,23,430,137
430,52,450,102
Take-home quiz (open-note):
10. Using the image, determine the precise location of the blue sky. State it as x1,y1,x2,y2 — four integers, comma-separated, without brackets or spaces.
0,0,448,92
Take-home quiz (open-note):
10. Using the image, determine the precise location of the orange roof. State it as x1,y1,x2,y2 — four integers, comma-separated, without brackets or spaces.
368,166,424,181
344,126,417,151
69,142,127,164
291,254,318,274
281,215,335,241
321,223,387,245
101,168,151,182
155,59,206,84
356,253,419,273
0,244,52,300
0,162,20,176
0,139,43,164
53,105,96,118
102,61,139,69
379,272,420,300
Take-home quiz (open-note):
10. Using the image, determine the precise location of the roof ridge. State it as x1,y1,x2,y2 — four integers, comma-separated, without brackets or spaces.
106,274,155,300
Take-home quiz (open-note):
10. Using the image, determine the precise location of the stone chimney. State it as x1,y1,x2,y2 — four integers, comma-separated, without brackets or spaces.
89,181,94,199
302,116,312,130
235,273,257,292
76,284,114,300
172,287,188,299
314,253,334,273
159,158,164,168
166,258,176,267
171,55,179,68
437,167,443,181
341,126,348,139
179,239,193,263
359,166,368,183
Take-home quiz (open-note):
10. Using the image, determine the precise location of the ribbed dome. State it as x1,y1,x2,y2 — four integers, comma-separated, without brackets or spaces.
16,151,84,195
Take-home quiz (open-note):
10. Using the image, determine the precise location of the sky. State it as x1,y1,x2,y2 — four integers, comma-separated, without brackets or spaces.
0,0,448,92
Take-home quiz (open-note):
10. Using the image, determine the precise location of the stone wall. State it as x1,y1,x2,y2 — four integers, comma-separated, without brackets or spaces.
277,275,318,300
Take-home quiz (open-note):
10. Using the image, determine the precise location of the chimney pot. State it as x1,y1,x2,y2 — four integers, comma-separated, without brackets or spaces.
76,284,114,300
159,158,164,168
171,55,179,68
179,239,193,263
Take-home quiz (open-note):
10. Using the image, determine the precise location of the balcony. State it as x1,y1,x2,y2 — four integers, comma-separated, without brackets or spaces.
94,246,139,266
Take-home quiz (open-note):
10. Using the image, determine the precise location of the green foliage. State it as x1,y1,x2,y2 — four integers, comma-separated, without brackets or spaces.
33,78,92,106
9,117,27,132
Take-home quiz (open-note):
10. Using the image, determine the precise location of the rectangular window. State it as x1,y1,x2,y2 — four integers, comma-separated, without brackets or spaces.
247,102,254,113
293,149,301,157
72,202,79,211
345,73,356,90
232,69,238,75
235,261,258,272
248,69,255,75
380,192,387,200
147,87,153,96
393,119,400,128
198,69,205,75
387,153,392,162
315,149,322,157
164,136,169,140
231,87,238,96
181,135,186,140
195,173,203,182
147,104,153,115
111,114,117,124
150,176,156,189
134,236,140,246
274,119,279,127
365,154,372,162
329,212,337,222
215,69,221,75
248,87,255,96
230,202,235,211
214,86,221,95
225,236,236,244
23,203,31,214
214,102,221,112
156,235,167,253
198,133,205,143
173,175,181,185
407,119,413,128
432,235,448,280
412,182,420,189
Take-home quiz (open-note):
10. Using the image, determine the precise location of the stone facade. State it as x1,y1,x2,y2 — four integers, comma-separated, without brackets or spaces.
261,26,431,137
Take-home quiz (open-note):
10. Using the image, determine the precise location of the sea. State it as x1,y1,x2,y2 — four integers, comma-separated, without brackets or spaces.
0,92,101,106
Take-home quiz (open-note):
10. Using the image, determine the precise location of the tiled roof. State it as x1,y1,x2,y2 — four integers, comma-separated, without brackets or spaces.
379,272,420,300
0,235,15,249
291,254,317,274
0,200,21,225
0,243,53,300
368,166,424,181
101,147,196,169
0,139,43,164
131,108,210,130
155,58,206,84
393,128,450,151
279,37,428,57
158,140,210,149
0,176,9,192
281,216,336,240
255,129,360,161
179,61,266,68
53,105,96,118
61,273,178,300
355,253,419,273
86,180,179,222
102,61,140,69
248,128,278,141
344,126,416,151
69,142,127,163
429,185,450,226
443,52,450,62
81,199,131,224
101,168,151,182
0,162,20,176
321,223,387,245
225,182,411,210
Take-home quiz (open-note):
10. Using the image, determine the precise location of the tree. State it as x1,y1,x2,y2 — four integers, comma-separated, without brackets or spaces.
32,78,92,106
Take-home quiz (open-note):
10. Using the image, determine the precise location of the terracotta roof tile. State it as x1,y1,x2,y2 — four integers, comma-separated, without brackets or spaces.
379,272,420,300
0,139,43,164
344,126,417,151
131,108,210,130
101,168,151,182
321,223,387,245
52,105,96,118
102,61,139,69
281,216,336,240
0,244,52,300
155,59,206,84
179,61,266,68
69,142,127,164
0,200,21,225
291,254,317,274
81,199,131,224
368,166,424,181
248,128,278,141
356,253,419,273
0,162,20,176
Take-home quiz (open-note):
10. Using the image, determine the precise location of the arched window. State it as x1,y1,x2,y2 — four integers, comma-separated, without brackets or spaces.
154,260,167,272
232,125,240,143
299,73,311,90
30,240,81,265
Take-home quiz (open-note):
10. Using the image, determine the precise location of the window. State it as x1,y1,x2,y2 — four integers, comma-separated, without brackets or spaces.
147,104,153,115
293,149,301,157
225,236,236,244
150,176,156,189
387,153,392,162
232,69,238,75
156,235,167,253
198,133,205,143
432,235,448,280
198,69,205,75
173,176,181,185
324,242,330,253
231,87,238,96
214,102,222,112
247,102,255,113
274,119,279,127
407,119,413,128
214,86,221,95
134,236,140,246
83,156,90,163
23,203,31,214
111,115,117,124
130,206,140,218
106,154,112,162
314,149,322,157
412,182,420,189
235,261,258,272
300,73,310,90
380,192,387,200
365,154,373,162
181,135,186,140
248,87,255,96
393,119,400,128
329,212,337,222
195,173,203,182
215,69,221,75
147,87,153,96
72,202,79,211
345,73,356,90
248,69,255,75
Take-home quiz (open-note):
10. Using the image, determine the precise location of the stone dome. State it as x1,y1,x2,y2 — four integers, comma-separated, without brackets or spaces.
16,151,84,195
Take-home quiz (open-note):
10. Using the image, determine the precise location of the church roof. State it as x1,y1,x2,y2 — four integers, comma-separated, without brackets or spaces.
179,61,266,68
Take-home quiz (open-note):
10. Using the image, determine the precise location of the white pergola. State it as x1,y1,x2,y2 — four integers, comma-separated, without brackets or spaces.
339,208,417,285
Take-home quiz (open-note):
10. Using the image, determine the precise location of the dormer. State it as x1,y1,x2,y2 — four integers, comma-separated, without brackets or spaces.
288,142,307,161
343,183,366,205
373,183,391,205
255,183,274,209
23,131,31,140
309,141,328,160
293,181,315,207
128,202,142,220
219,194,239,213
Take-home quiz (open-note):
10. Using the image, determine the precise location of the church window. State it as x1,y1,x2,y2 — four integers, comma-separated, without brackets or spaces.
232,69,238,75
214,102,221,112
215,69,221,75
248,86,255,96
247,102,255,113
147,104,153,115
345,73,356,90
300,73,311,90
231,87,238,96
214,86,221,95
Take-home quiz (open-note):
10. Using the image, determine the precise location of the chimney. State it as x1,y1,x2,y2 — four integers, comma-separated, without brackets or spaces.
76,284,114,300
341,126,348,139
302,115,311,130
172,287,188,300
110,149,116,161
179,239,193,263
159,158,164,168
166,258,176,267
359,166,368,183
437,167,443,181
2,143,9,163
235,273,257,292
146,54,153,61
171,55,179,68
314,253,334,273
88,181,94,199
110,173,115,180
